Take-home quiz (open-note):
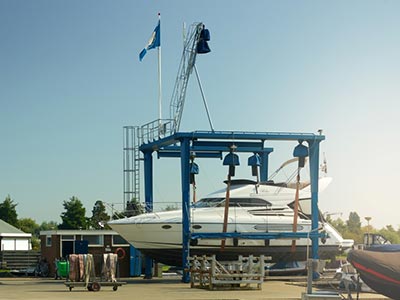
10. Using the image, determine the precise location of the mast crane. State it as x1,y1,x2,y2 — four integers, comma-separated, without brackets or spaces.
169,22,213,133
123,22,212,210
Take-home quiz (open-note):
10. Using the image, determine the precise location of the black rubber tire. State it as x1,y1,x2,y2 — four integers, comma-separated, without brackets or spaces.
91,282,101,292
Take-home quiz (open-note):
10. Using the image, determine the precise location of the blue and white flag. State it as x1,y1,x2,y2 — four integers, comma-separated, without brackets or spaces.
139,20,160,61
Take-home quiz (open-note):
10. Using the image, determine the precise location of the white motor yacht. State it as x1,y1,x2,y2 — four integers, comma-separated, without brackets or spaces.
108,178,353,266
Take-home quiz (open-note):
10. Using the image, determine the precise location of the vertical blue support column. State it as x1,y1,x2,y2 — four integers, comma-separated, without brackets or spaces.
144,151,153,213
308,140,321,259
180,138,191,283
259,150,271,182
143,150,153,279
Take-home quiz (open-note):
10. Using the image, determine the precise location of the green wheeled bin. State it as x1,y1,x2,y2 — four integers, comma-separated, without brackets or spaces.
56,259,69,279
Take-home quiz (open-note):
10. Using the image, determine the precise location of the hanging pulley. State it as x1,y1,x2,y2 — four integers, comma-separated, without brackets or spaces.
293,140,309,168
223,145,240,176
189,152,199,184
248,153,261,177
196,26,211,54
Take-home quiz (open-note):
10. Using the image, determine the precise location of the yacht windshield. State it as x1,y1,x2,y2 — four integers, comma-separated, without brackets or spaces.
193,197,271,208
193,198,224,208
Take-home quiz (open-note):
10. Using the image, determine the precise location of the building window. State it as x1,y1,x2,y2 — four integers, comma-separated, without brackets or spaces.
81,235,103,247
46,235,52,247
112,235,129,246
61,235,75,241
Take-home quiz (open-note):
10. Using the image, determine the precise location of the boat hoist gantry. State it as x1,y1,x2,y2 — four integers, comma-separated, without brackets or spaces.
124,21,326,284
139,131,325,283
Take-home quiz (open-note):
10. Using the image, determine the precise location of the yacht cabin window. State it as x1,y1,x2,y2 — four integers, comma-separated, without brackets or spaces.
194,197,271,208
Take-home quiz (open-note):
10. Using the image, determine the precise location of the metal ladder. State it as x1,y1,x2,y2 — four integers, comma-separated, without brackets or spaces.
123,126,141,208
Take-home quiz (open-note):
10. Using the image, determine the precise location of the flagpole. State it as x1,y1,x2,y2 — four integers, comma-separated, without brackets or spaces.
157,13,162,135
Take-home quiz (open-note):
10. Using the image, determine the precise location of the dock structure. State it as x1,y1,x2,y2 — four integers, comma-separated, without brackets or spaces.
189,255,268,290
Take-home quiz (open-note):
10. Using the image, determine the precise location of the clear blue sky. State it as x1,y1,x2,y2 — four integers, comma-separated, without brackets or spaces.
1,1,399,229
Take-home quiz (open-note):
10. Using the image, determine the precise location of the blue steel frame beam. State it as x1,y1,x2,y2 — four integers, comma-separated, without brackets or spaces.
192,140,264,151
143,150,154,278
139,130,324,152
260,151,271,181
308,139,321,259
179,137,191,283
175,131,324,142
154,143,272,153
191,231,326,240
158,151,222,159
156,143,273,157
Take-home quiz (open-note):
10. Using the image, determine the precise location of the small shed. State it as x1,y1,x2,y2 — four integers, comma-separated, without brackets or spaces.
0,219,38,271
40,229,135,278
0,219,32,251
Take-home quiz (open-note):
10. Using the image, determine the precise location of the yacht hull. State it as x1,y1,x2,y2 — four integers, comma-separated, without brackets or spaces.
138,245,340,267
109,220,344,266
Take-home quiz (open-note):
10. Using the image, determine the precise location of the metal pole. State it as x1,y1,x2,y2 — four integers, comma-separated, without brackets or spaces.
144,151,153,213
308,139,321,260
307,252,313,294
123,127,127,209
143,150,154,279
259,151,269,182
194,65,214,132
157,14,163,135
306,227,320,295
180,138,191,283
365,216,371,246
221,173,231,250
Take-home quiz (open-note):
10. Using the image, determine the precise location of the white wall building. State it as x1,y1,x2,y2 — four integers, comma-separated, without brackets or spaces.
0,219,32,251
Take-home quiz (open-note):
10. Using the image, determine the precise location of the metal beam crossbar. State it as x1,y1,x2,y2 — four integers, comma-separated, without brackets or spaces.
140,130,324,152
192,140,264,150
155,142,274,159
158,151,222,159
180,131,325,141
191,232,327,240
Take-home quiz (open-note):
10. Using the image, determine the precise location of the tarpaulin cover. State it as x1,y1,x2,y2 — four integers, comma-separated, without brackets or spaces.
366,244,400,252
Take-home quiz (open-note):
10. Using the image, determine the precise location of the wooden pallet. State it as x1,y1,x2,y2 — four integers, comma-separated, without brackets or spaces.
189,255,268,290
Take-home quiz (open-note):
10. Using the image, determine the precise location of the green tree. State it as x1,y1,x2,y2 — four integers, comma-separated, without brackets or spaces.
90,200,110,229
112,198,144,219
58,196,88,229
39,220,58,232
164,204,179,211
328,216,347,234
17,218,40,250
347,212,361,234
125,198,144,217
18,218,40,236
378,225,400,244
0,195,18,227
328,213,364,244
327,213,400,245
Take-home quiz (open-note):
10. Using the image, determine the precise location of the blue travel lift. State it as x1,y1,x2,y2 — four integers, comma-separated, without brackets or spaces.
139,130,325,283
132,22,326,288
